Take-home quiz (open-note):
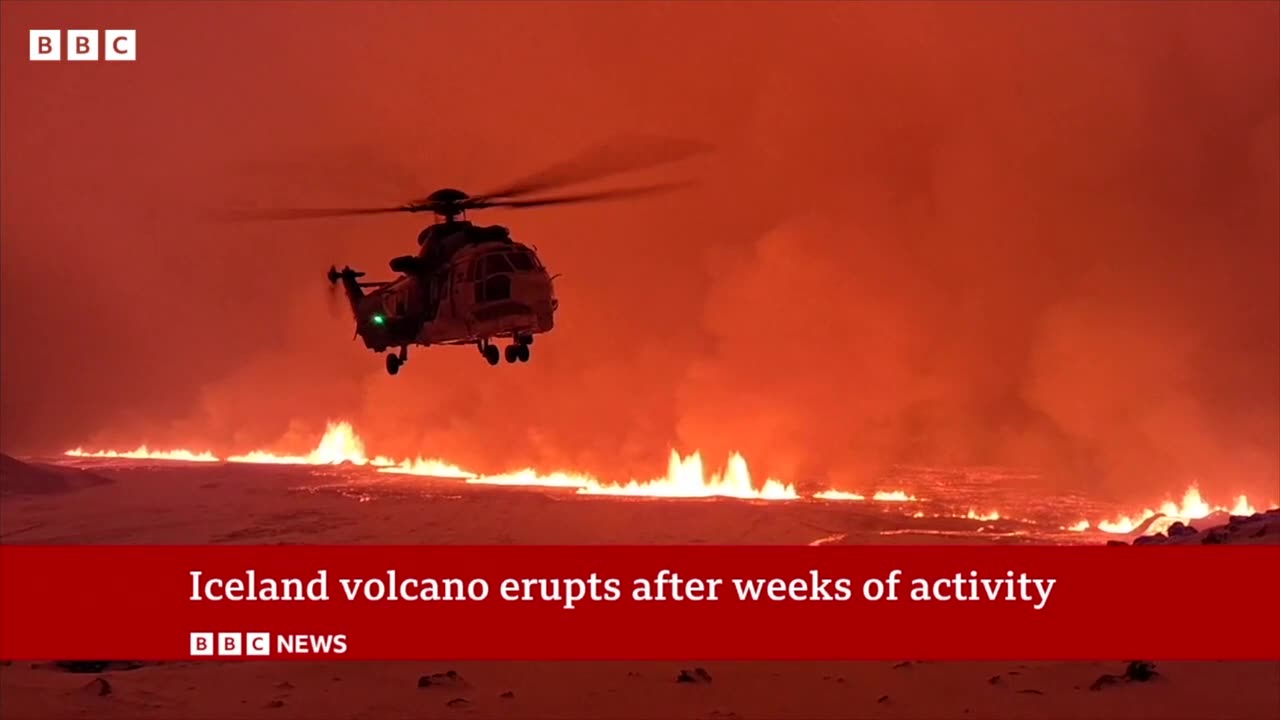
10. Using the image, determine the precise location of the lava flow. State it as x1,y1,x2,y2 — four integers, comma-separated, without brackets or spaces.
1077,486,1261,534
60,421,1274,517
377,458,474,479
814,489,921,502
63,421,796,501
402,450,798,500
813,490,865,501
64,446,219,463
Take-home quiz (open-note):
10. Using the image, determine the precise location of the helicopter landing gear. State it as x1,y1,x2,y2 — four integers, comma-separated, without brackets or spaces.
504,343,531,364
505,332,531,364
480,338,528,366
386,346,407,375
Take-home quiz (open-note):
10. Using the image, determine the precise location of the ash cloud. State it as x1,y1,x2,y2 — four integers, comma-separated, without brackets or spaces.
1,3,1276,503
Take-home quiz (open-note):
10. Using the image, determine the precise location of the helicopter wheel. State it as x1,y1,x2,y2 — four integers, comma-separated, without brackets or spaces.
385,354,402,376
484,344,500,366
516,343,530,363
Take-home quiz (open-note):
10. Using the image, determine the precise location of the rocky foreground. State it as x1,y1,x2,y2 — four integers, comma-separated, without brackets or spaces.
5,656,1279,720
0,454,111,498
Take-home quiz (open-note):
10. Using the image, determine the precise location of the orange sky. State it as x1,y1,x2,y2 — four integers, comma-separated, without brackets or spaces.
1,1,1277,503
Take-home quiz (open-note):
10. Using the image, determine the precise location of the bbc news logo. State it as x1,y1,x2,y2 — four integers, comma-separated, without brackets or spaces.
189,632,348,657
29,29,136,62
190,632,272,657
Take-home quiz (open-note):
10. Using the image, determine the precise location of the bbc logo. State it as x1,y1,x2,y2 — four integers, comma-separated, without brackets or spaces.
190,632,271,657
29,29,136,62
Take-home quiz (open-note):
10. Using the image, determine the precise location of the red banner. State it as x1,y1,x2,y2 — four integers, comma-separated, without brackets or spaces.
1,545,1277,661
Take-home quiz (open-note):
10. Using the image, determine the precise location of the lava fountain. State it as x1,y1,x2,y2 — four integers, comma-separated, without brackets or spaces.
226,421,390,466
1080,486,1261,534
574,451,797,500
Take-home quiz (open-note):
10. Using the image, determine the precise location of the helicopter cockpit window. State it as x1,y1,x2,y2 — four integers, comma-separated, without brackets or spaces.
507,252,535,271
483,274,511,301
482,253,514,276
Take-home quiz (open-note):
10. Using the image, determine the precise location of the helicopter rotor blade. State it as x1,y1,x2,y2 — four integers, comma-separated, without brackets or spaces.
472,134,712,202
471,181,693,210
214,134,710,222
210,205,422,222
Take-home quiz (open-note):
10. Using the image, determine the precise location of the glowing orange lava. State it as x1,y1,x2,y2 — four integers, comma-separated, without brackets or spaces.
468,470,590,488
226,421,387,466
377,457,475,479
817,492,1006,523
575,451,797,500
1072,486,1265,534
450,452,797,500
872,490,919,502
379,449,795,499
64,446,220,463
815,489,920,502
59,422,1279,521
814,490,866,501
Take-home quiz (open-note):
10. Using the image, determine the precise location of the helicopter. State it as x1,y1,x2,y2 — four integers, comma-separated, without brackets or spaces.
229,139,705,375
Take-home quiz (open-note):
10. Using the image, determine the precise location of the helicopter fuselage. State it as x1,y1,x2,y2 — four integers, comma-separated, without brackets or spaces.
333,221,557,370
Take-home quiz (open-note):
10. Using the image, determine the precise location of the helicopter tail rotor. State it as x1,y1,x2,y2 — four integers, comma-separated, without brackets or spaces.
326,265,368,323
327,265,366,283
325,270,344,319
